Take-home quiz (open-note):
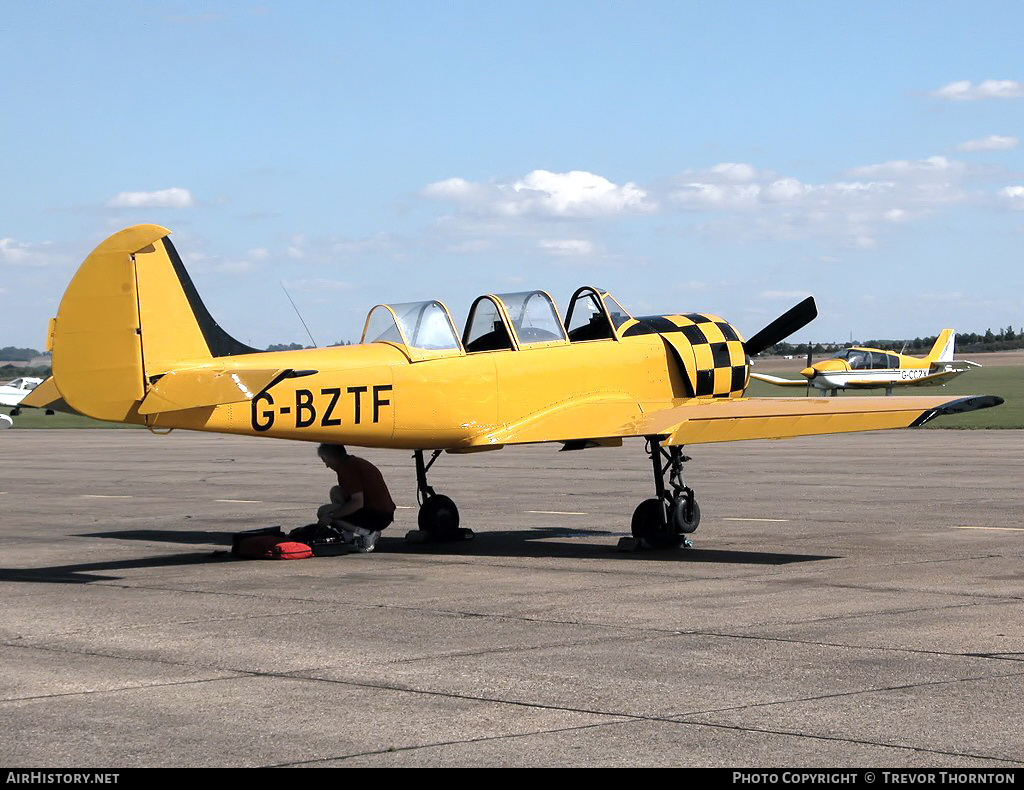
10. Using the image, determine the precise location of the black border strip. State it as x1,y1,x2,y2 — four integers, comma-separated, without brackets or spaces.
160,237,261,358
910,395,1005,426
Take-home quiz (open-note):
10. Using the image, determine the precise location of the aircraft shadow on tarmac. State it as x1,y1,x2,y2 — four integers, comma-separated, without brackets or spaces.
0,526,838,584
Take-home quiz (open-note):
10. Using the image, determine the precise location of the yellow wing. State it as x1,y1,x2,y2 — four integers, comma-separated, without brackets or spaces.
467,394,1002,448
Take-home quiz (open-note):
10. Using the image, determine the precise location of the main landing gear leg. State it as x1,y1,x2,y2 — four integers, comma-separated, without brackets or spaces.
405,449,474,544
618,438,701,551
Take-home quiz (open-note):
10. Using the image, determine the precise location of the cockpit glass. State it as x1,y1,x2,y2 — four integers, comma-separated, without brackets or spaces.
362,301,461,351
602,294,632,328
495,291,567,344
845,351,867,369
393,301,461,350
363,306,403,345
566,291,604,336
463,297,508,350
565,287,632,340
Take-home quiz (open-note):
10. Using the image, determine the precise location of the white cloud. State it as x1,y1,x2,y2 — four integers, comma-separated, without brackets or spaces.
758,290,811,301
957,135,1019,152
420,155,1001,253
846,155,963,180
999,186,1024,209
0,238,57,267
423,169,654,217
538,238,594,256
443,239,494,254
666,158,977,247
932,80,1024,100
710,162,759,182
282,278,353,293
421,177,485,202
107,187,194,209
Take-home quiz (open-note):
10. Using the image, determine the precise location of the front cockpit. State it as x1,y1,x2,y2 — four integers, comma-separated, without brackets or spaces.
564,286,632,342
834,348,900,370
3,377,42,391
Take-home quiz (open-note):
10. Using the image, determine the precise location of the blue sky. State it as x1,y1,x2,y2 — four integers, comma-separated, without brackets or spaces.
2,1,1022,351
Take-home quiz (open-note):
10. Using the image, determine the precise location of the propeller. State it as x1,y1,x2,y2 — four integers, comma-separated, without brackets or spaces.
744,296,818,357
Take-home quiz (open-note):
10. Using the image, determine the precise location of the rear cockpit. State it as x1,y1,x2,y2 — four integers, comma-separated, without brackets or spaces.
361,286,635,359
361,301,464,361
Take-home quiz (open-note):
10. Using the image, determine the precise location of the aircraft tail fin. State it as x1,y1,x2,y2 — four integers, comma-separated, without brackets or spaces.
47,225,257,422
926,329,956,364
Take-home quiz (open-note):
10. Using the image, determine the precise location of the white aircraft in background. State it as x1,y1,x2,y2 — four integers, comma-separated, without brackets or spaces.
752,330,980,396
1,376,43,411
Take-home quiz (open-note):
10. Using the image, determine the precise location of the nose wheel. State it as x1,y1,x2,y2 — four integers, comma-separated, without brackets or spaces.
406,449,474,543
620,439,699,551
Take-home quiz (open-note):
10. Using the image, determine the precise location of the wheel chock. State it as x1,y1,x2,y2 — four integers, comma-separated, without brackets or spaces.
404,528,475,544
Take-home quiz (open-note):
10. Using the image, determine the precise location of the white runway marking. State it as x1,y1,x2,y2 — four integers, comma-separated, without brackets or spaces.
526,510,589,515
723,517,790,522
215,499,263,503
82,494,133,499
954,525,1024,532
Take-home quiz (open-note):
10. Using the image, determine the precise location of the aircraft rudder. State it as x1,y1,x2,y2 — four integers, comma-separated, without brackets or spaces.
927,329,955,363
49,225,169,422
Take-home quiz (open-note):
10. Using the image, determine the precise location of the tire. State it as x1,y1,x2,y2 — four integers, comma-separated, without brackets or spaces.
671,496,701,534
631,498,683,549
418,494,460,539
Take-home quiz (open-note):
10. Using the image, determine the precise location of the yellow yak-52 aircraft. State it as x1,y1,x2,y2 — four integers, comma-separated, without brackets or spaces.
25,225,1003,549
752,332,980,396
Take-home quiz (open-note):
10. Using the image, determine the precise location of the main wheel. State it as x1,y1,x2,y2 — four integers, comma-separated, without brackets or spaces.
630,498,684,550
418,494,460,539
670,494,701,534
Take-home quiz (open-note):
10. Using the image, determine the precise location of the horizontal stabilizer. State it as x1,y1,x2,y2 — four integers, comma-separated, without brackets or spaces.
929,360,980,373
17,377,81,415
138,368,287,414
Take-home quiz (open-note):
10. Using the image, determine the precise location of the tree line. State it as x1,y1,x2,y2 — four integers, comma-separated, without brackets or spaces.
767,326,1022,357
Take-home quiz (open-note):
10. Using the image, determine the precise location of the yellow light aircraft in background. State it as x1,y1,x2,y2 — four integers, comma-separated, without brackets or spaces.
25,225,1003,549
752,332,980,396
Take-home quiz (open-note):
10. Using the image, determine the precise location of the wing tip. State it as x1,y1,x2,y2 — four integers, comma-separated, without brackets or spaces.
910,395,1005,427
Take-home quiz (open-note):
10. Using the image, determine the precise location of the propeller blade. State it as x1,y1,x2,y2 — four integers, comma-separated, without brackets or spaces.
744,297,817,357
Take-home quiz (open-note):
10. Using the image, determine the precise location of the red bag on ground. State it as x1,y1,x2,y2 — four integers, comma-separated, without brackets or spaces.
231,528,314,560
236,534,313,560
